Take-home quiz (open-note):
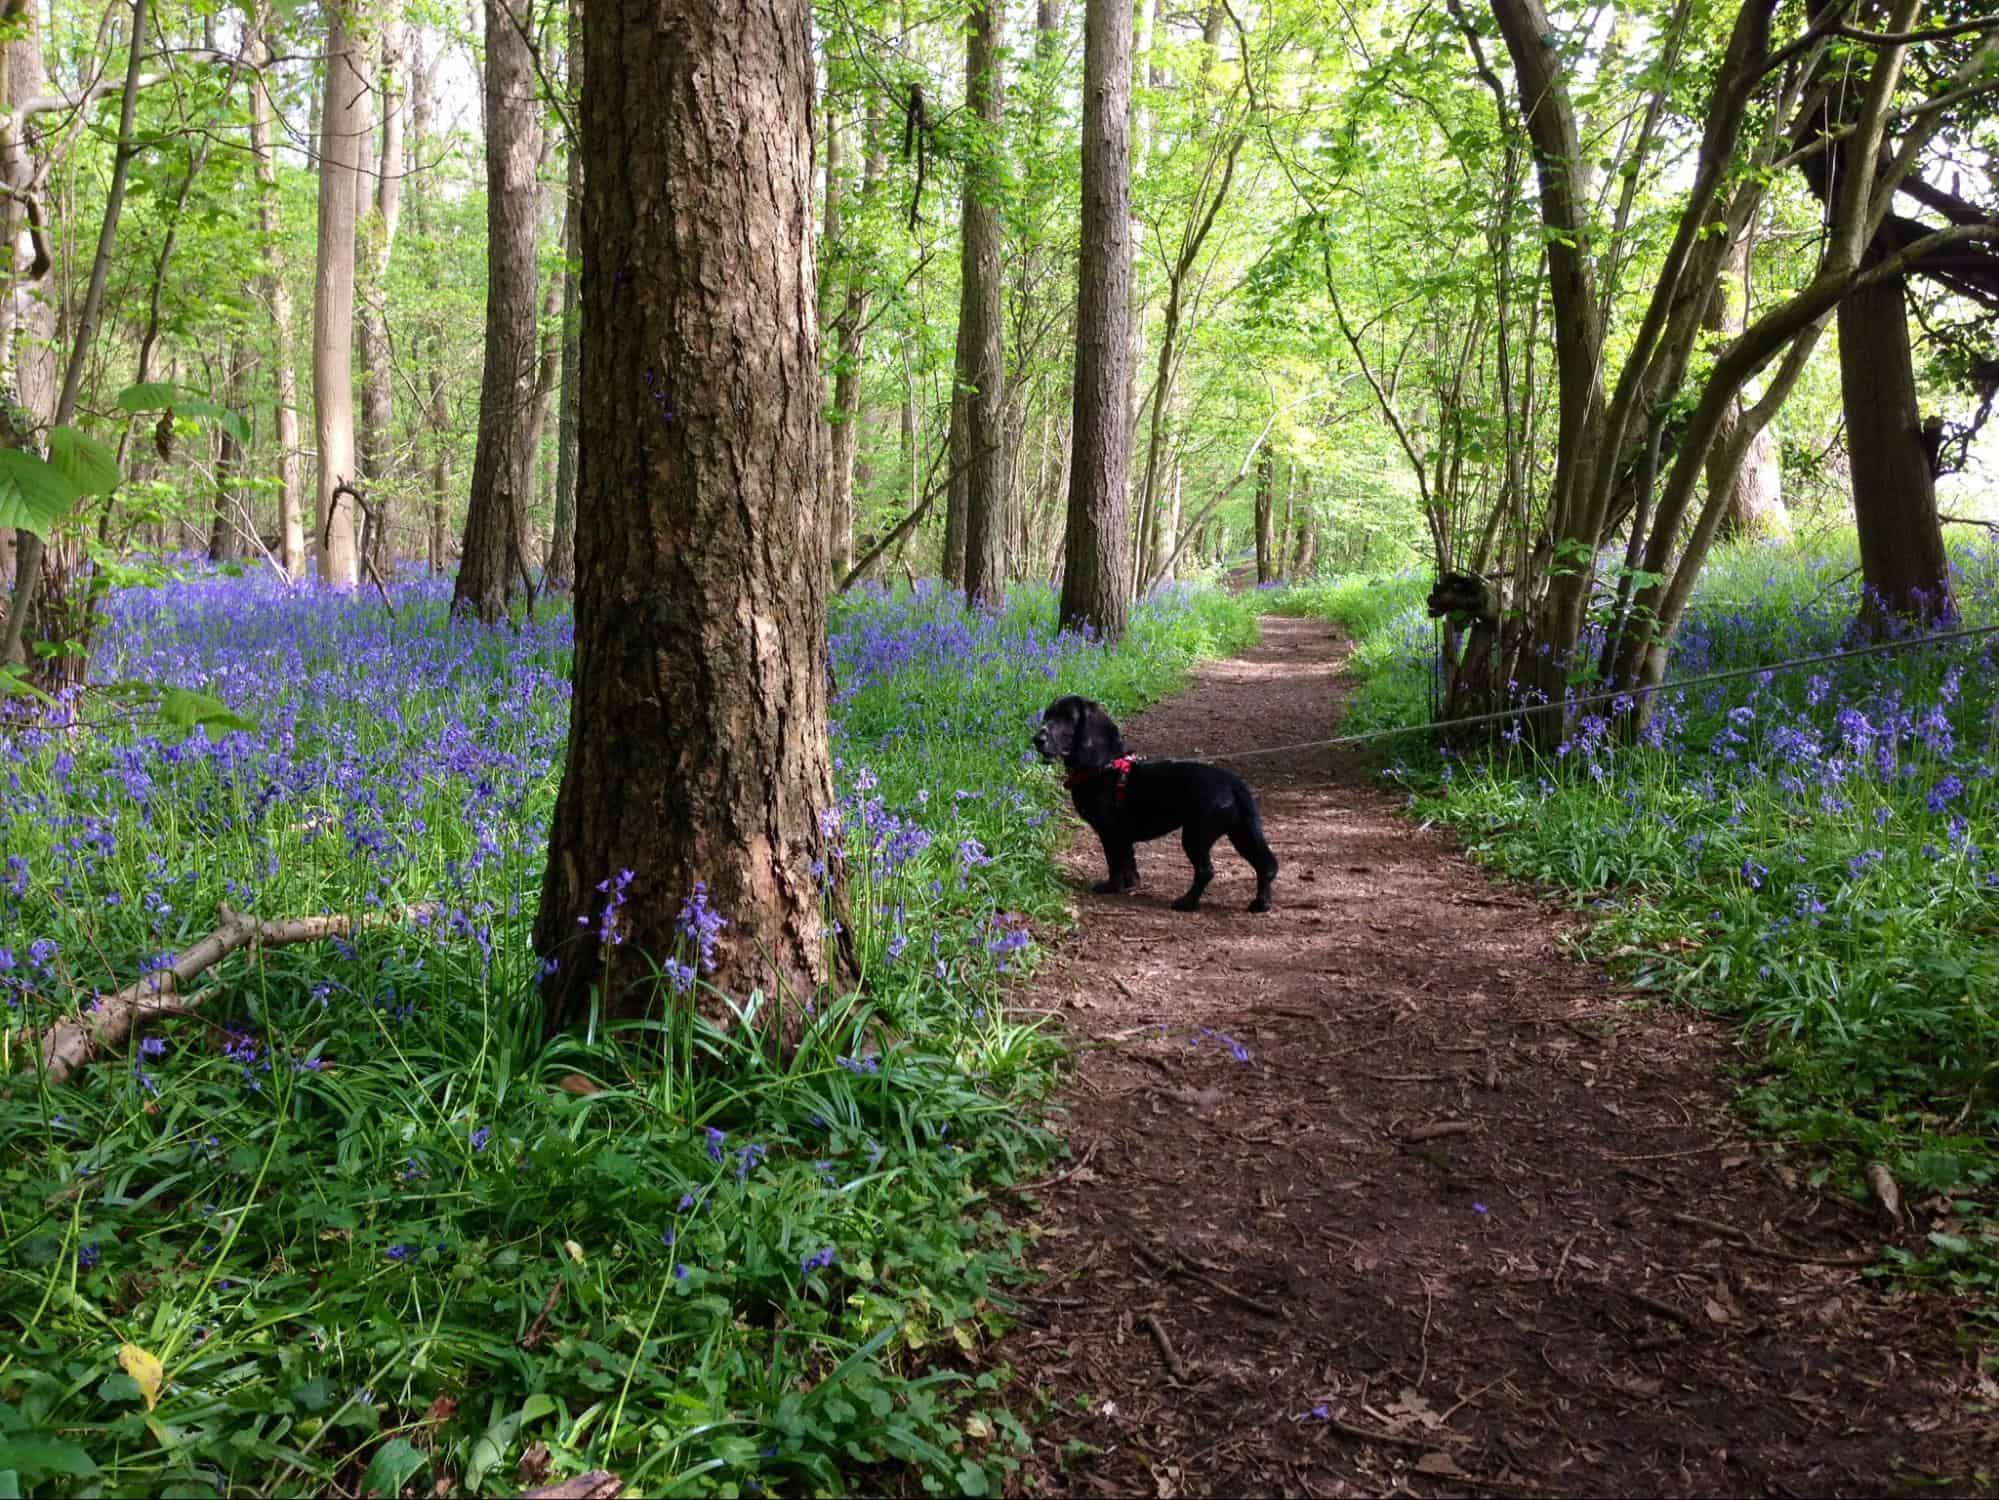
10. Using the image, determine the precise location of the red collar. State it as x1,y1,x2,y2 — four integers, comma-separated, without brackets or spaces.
1066,756,1135,800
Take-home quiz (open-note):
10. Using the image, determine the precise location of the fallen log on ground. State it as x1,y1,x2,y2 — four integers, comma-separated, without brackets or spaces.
14,902,439,1086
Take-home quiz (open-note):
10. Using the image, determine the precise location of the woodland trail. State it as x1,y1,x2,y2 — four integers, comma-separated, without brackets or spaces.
1005,615,1987,1499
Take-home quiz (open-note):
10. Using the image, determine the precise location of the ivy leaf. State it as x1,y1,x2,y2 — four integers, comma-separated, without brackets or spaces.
0,450,83,536
48,426,122,497
172,398,250,445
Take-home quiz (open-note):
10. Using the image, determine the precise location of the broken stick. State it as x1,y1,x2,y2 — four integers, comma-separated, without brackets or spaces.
17,901,439,1086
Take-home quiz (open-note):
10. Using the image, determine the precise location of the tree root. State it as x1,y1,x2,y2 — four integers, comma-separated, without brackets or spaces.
15,902,439,1086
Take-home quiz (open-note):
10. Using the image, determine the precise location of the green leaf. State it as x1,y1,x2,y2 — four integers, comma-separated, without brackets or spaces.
159,687,258,741
0,450,83,535
0,666,54,707
115,381,180,413
96,1374,143,1405
361,1437,426,1498
48,425,122,497
0,1440,97,1482
172,398,250,445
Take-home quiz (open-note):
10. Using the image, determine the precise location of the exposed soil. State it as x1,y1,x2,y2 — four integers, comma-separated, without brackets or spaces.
1003,614,1993,1499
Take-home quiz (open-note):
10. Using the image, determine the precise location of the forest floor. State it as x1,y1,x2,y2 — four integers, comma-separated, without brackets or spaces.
1002,614,1993,1499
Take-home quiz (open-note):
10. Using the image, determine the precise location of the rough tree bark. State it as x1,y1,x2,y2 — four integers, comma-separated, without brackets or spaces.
1843,261,1951,628
534,0,845,1028
357,8,405,574
247,1,305,578
955,0,1009,605
1058,0,1135,638
452,0,544,623
312,0,367,586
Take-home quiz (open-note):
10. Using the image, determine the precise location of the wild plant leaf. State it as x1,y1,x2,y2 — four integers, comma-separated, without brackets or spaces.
117,1344,165,1411
48,426,121,496
0,450,82,536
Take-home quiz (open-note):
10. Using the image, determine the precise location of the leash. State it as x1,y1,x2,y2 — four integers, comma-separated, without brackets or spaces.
1164,618,1999,766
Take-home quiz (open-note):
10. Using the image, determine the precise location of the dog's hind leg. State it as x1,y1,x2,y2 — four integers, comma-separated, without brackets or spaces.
1172,825,1221,911
1227,822,1279,913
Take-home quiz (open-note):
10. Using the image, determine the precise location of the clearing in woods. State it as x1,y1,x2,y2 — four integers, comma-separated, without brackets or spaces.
1005,614,1986,1498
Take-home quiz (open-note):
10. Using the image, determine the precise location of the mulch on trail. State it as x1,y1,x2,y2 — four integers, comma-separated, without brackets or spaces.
1002,615,1991,1499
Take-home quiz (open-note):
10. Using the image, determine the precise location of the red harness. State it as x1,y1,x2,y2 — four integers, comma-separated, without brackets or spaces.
1066,756,1135,803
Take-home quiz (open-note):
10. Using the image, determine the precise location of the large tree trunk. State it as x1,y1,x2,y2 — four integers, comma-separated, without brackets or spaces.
246,2,305,579
956,0,1009,605
358,8,405,576
312,0,367,586
1058,0,1134,638
452,0,544,623
1843,263,1951,631
1707,231,1789,543
535,0,845,1028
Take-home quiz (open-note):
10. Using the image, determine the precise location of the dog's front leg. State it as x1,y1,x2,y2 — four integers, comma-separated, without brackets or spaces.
1091,833,1138,894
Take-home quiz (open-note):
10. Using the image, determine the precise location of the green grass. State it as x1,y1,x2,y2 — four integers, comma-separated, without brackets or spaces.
1278,540,1999,1309
0,574,1258,1497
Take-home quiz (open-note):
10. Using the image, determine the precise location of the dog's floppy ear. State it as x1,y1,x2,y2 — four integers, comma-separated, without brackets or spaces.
1071,700,1125,767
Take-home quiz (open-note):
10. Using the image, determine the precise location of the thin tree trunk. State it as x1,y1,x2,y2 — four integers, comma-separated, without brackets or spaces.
452,0,544,622
957,0,1009,605
2,0,148,676
535,0,845,1027
209,346,247,561
312,0,367,586
1059,0,1134,637
1707,231,1789,542
826,105,880,581
247,2,305,579
1844,262,1951,630
358,7,405,575
1253,445,1275,584
548,140,580,591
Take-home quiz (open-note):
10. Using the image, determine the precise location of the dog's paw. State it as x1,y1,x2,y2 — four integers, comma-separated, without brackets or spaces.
1091,880,1122,895
1247,896,1271,913
1171,894,1201,912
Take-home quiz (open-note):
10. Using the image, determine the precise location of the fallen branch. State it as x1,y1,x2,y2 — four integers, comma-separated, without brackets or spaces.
1666,1211,1878,1267
18,902,439,1085
1133,1239,1283,1320
1143,1312,1190,1382
1866,1161,1904,1230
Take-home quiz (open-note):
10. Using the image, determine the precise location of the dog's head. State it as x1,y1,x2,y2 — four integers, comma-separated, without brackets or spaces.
1032,695,1125,769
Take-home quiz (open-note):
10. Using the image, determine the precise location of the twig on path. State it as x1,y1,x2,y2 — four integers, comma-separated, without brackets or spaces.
1001,1137,1102,1197
1402,1119,1478,1142
1619,1286,1700,1329
1436,1367,1517,1427
1306,1410,1465,1452
1143,1312,1191,1382
1599,1142,1719,1162
1666,1212,1878,1267
1553,1232,1581,1295
1417,1285,1434,1388
16,902,440,1085
1132,1239,1284,1320
1357,1070,1447,1083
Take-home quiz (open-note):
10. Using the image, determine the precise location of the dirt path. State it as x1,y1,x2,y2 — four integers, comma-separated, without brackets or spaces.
1006,616,1986,1499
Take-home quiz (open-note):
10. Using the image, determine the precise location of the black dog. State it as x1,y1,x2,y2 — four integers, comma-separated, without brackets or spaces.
1032,695,1278,913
